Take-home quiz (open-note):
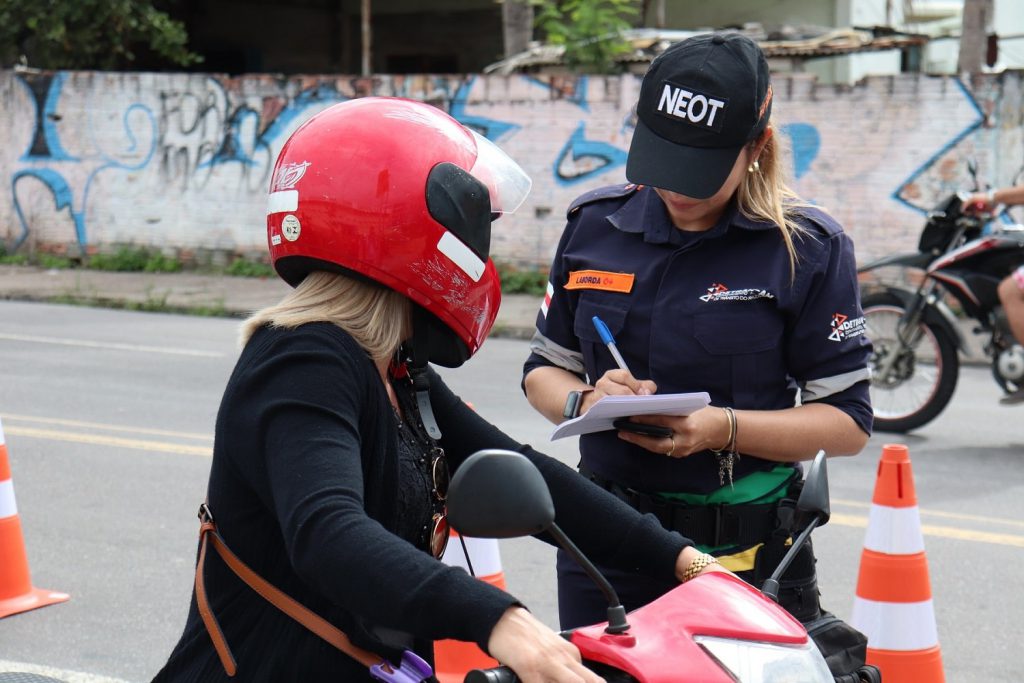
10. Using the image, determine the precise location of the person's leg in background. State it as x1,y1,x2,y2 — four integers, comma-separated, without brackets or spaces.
998,267,1024,405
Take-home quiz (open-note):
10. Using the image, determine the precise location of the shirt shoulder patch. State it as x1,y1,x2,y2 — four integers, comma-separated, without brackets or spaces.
794,205,844,238
567,183,640,217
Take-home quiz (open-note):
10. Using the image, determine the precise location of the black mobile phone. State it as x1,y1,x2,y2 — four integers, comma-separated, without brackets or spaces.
612,418,672,438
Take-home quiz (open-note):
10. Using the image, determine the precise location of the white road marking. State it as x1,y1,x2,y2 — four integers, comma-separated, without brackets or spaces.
0,333,224,358
0,660,133,683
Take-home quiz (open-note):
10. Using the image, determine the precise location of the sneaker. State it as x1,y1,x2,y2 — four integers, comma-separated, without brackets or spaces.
999,387,1024,405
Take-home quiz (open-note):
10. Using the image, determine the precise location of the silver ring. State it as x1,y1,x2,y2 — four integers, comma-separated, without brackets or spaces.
666,436,676,457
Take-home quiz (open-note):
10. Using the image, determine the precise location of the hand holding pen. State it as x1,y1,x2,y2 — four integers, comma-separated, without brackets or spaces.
591,316,657,397
590,317,726,460
591,315,670,438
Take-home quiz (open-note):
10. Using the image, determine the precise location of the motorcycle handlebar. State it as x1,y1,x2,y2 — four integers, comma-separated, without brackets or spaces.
464,667,518,683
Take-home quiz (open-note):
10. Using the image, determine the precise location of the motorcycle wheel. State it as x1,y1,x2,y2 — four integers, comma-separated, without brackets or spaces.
862,291,959,432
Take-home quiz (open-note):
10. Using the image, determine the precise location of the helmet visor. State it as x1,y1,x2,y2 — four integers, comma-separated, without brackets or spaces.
468,131,532,215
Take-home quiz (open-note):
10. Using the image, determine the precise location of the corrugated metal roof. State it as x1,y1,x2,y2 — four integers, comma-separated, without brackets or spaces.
484,27,929,74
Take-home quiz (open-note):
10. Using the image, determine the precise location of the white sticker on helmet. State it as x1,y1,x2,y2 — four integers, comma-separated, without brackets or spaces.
281,215,301,242
267,190,298,215
437,232,485,282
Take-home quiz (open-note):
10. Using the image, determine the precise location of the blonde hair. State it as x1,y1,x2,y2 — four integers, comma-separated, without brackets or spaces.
736,122,816,277
240,270,410,362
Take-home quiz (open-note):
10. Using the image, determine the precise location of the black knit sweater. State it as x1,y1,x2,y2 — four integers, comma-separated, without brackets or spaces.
152,322,690,682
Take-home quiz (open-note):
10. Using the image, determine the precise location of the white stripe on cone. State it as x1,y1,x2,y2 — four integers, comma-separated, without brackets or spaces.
864,504,926,555
851,596,939,650
0,478,16,519
443,535,503,577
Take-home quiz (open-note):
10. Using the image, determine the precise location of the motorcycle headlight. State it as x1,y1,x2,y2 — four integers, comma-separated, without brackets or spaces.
694,636,833,683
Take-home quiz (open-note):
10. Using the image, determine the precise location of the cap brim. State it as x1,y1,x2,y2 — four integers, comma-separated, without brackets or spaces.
625,119,743,200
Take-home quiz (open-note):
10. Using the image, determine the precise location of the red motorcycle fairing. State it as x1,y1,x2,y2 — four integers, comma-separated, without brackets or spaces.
570,572,807,683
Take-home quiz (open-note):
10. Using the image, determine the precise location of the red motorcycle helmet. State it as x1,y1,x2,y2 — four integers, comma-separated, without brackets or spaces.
266,97,531,367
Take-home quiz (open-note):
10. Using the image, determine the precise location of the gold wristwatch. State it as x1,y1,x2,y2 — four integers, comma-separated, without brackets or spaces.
682,552,719,582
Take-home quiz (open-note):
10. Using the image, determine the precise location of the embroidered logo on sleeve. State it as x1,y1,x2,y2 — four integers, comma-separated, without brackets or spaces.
699,283,776,302
565,270,635,293
828,312,867,342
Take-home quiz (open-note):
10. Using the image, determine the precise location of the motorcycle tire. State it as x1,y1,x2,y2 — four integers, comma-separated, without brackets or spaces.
861,291,959,433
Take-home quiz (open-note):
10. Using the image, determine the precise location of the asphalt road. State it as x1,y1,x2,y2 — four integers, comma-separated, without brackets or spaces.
0,301,1021,682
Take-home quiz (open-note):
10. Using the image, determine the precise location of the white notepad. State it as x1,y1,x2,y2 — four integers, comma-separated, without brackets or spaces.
551,392,711,440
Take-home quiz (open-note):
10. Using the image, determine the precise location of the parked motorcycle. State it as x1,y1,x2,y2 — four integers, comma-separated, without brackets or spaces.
447,449,880,682
856,185,1024,432
858,191,1024,432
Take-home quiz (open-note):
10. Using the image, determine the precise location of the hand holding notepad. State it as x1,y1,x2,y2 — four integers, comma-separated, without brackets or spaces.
551,391,710,440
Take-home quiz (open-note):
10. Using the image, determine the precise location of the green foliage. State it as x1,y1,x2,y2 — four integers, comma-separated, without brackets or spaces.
0,0,201,70
87,246,182,272
225,258,275,278
532,0,638,73
38,253,72,269
143,251,183,272
0,252,29,265
496,262,548,296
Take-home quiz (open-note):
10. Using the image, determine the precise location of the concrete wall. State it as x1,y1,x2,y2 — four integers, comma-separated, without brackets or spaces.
3,68,1023,269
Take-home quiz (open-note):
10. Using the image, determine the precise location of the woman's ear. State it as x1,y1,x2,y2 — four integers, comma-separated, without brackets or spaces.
752,127,773,161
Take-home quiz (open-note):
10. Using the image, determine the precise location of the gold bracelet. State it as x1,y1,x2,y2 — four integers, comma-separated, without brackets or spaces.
682,551,719,583
725,406,737,453
711,406,736,454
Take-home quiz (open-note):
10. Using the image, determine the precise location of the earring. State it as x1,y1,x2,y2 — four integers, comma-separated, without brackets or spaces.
747,159,761,174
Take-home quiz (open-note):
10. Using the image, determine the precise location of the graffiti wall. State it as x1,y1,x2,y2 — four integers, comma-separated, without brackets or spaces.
3,68,1023,267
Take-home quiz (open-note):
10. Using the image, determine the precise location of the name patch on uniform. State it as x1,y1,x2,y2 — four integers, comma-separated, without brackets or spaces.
565,270,635,293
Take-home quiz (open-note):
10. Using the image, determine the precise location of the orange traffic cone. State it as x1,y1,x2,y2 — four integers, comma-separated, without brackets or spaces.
0,416,69,618
435,531,506,682
850,443,943,682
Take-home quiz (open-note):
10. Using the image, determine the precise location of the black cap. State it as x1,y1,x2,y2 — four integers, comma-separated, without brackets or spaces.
626,32,773,199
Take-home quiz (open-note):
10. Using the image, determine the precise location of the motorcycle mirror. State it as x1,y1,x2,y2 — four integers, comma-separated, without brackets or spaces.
447,449,555,538
447,449,632,634
762,451,830,603
796,450,831,525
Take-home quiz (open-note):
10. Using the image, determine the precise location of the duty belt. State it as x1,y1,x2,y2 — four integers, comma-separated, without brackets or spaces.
579,466,785,548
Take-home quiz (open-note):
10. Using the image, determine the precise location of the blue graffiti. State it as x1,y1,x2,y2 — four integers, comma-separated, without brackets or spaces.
10,169,80,248
891,78,985,214
554,122,628,186
779,123,820,180
524,75,590,112
206,107,266,167
18,72,78,162
450,77,519,142
202,83,348,173
10,94,157,250
259,84,348,149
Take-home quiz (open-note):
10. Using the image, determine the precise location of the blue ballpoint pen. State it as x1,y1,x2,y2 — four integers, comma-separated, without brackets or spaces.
592,315,631,374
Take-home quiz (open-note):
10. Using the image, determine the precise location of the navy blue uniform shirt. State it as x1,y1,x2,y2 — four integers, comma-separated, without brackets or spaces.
524,184,873,495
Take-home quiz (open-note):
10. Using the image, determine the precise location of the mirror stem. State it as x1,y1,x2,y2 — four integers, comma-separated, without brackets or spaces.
762,516,821,603
547,523,630,634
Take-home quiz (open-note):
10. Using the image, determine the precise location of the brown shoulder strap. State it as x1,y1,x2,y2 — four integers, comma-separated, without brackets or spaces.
195,503,385,675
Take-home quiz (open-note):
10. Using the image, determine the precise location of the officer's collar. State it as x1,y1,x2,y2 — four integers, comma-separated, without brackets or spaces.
730,208,778,232
605,187,676,244
607,187,777,241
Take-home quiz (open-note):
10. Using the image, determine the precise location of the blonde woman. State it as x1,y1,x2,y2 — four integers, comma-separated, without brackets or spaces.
152,98,726,683
522,32,873,658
